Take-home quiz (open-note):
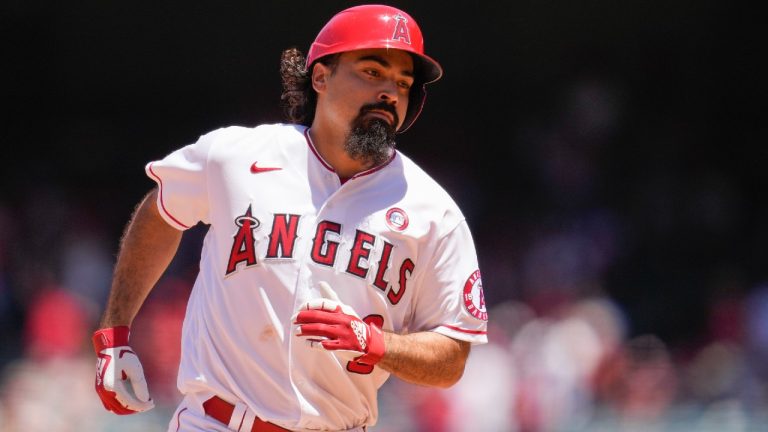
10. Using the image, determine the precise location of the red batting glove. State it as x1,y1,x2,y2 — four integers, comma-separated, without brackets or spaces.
294,282,385,365
93,326,154,415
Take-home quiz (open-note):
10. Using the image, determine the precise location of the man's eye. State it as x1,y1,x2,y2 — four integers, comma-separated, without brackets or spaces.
398,81,412,90
364,69,380,77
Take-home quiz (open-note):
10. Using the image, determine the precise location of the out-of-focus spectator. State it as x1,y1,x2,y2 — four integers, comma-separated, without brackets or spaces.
510,297,626,431
0,285,103,431
518,211,622,317
130,276,190,407
60,231,114,325
592,334,679,427
746,285,768,365
443,301,532,431
0,273,181,432
23,286,87,361
1,354,109,432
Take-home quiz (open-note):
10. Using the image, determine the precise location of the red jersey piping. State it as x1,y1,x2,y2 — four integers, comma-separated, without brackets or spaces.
440,324,488,335
147,163,191,229
304,128,335,172
303,127,396,180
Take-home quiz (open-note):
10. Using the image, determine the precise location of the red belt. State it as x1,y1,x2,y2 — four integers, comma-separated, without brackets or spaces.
203,396,289,432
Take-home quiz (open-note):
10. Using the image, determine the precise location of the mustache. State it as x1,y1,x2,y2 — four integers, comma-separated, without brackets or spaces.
359,102,399,128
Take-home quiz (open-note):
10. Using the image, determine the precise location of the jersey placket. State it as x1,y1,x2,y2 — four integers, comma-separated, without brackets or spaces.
285,139,352,425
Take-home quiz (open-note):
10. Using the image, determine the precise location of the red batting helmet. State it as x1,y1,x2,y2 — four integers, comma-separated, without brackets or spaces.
306,4,443,133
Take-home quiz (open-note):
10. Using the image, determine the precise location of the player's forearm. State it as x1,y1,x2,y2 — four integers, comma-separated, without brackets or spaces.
378,331,469,388
99,188,183,328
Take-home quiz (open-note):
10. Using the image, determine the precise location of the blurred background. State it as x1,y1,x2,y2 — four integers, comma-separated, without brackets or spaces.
0,0,763,430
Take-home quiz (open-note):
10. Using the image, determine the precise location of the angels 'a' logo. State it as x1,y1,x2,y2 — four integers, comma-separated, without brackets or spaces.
226,205,261,275
391,14,411,45
463,270,487,321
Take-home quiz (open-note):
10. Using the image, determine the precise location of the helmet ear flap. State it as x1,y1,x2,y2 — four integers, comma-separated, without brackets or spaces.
400,83,426,133
399,54,436,133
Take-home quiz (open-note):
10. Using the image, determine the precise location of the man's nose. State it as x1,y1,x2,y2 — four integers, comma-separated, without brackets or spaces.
377,81,400,105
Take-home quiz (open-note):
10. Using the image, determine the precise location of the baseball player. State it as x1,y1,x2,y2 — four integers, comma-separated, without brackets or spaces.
93,4,488,431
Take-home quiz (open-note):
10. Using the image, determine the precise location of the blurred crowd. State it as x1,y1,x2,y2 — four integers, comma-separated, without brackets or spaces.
1,76,765,431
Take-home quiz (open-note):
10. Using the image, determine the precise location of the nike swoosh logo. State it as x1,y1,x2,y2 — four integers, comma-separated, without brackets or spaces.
251,162,282,174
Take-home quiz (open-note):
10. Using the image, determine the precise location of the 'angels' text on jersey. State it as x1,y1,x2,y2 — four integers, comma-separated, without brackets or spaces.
226,209,413,305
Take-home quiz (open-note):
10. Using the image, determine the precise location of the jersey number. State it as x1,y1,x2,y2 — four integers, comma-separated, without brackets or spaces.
346,314,384,375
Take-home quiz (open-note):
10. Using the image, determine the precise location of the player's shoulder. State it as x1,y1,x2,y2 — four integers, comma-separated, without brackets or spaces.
396,152,456,203
200,123,307,157
202,123,305,144
393,151,467,228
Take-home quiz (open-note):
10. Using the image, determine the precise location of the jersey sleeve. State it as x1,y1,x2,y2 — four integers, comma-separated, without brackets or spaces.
145,132,215,230
410,219,488,345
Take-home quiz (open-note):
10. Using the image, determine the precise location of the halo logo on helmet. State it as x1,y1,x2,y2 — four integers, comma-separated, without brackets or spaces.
307,5,443,133
391,14,412,45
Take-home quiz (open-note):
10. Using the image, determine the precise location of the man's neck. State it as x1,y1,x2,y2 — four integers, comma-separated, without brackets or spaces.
308,125,373,179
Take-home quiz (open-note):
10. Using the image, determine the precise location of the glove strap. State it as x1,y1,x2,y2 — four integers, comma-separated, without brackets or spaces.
356,323,385,365
92,326,131,353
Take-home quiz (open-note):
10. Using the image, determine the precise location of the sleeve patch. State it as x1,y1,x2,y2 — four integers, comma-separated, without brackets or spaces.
463,269,487,321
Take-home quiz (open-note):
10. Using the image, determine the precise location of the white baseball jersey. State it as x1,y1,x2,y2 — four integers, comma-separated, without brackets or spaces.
146,123,488,431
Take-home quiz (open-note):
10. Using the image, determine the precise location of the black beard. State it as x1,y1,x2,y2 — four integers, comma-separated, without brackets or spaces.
344,104,398,167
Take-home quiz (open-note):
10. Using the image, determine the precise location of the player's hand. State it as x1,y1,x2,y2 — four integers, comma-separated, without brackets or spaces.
294,281,385,365
92,326,155,415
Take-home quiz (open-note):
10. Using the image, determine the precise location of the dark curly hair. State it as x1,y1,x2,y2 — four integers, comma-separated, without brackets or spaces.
280,48,339,126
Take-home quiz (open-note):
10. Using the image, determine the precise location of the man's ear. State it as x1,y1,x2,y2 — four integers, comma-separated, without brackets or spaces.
311,63,329,94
